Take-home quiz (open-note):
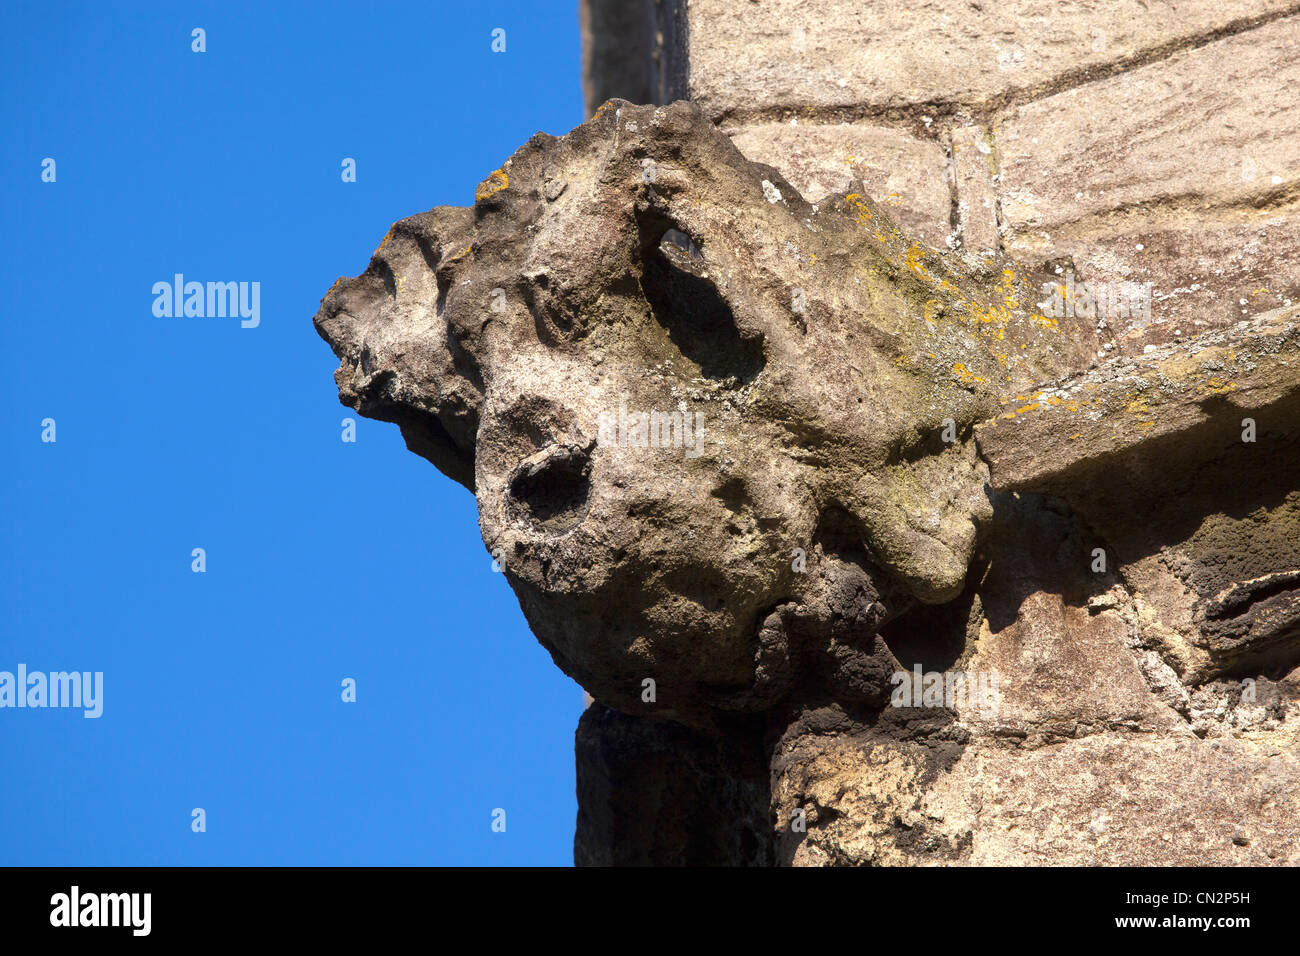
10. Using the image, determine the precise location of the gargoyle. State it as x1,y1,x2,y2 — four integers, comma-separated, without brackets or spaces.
313,99,1300,737
313,100,1092,727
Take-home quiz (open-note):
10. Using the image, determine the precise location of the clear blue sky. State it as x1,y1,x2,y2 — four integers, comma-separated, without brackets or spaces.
1,0,586,865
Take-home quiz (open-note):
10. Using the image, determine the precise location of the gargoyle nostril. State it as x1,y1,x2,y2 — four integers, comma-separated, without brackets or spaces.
507,443,592,532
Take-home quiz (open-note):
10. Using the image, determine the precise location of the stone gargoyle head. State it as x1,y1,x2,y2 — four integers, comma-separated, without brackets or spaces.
314,99,1080,728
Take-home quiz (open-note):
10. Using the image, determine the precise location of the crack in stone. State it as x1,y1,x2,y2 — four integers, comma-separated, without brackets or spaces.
1008,181,1300,241
709,6,1300,133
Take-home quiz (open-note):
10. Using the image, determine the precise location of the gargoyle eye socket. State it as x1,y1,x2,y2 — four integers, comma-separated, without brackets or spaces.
639,227,765,386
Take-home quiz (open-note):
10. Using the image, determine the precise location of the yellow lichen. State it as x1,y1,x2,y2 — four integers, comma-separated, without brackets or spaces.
1122,394,1157,431
844,193,873,226
952,362,989,386
905,243,933,283
475,168,509,202
1197,377,1238,396
999,269,1020,311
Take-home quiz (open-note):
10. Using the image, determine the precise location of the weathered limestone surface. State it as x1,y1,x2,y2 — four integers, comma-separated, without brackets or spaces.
775,733,1300,866
995,16,1300,348
979,307,1300,691
726,123,952,247
976,307,1300,496
659,0,1300,124
997,19,1300,235
949,125,999,254
315,93,1300,865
